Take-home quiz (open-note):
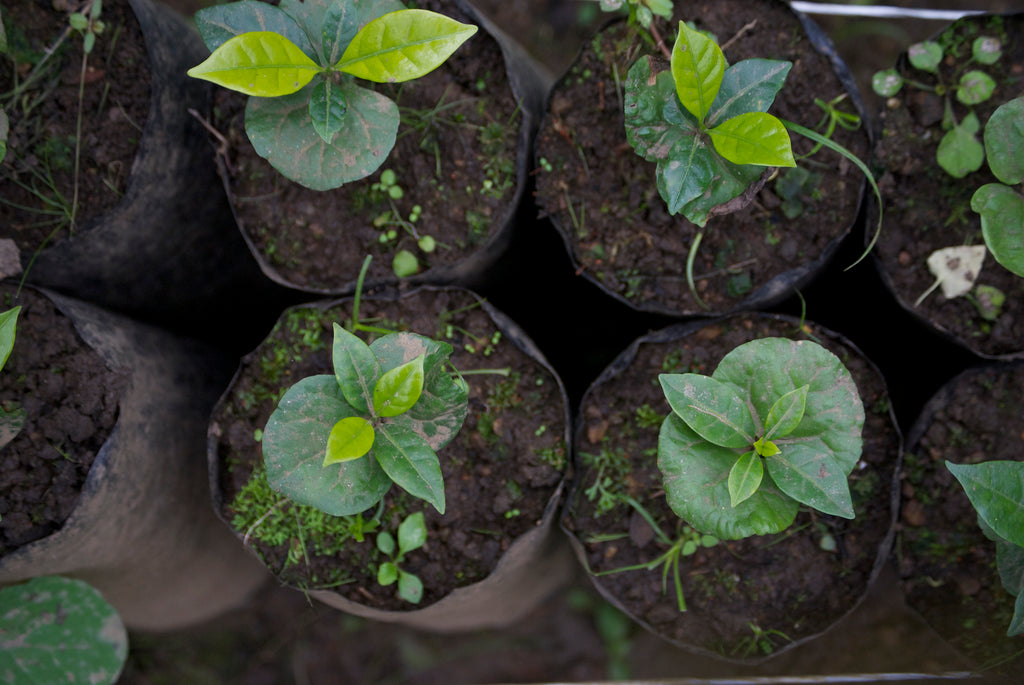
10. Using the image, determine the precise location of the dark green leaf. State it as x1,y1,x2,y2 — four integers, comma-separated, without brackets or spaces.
766,440,855,518
947,461,1024,547
973,184,1024,278
309,79,348,144
194,1,315,59
397,511,427,555
0,305,20,372
321,0,358,65
281,0,404,64
373,354,425,417
323,416,374,465
983,96,1024,185
706,59,791,127
374,422,445,514
331,322,379,413
245,80,399,190
671,20,725,122
0,405,25,450
659,373,756,448
263,375,391,516
728,450,764,507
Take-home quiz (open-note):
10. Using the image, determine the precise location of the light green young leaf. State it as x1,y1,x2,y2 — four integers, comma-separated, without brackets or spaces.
377,530,396,555
936,121,984,178
957,70,996,106
973,184,1024,278
728,450,764,508
378,560,398,585
659,373,756,448
972,36,1002,65
397,511,427,555
908,41,942,73
983,96,1024,185
187,31,321,97
374,422,445,514
323,416,375,465
331,322,380,413
763,384,809,442
309,79,348,144
672,20,725,123
335,9,477,83
871,69,903,97
0,305,19,372
193,1,316,59
947,461,1024,547
398,570,423,603
373,353,425,417
708,111,795,167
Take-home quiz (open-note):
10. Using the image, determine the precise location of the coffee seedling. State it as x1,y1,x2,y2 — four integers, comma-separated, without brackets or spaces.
376,511,427,604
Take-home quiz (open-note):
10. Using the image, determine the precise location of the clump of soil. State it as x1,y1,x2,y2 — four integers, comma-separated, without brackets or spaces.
209,287,566,610
568,315,899,659
0,284,127,555
898,364,1024,674
0,0,151,255
872,14,1024,358
214,0,522,291
535,0,869,314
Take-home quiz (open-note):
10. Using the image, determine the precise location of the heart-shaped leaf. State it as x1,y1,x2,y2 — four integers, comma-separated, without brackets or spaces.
672,20,725,122
728,450,764,508
375,422,445,514
193,1,315,59
659,373,756,448
936,120,984,179
706,58,791,127
335,9,477,83
309,79,348,144
331,323,380,413
373,353,425,417
947,461,1024,548
983,96,1024,186
187,31,321,97
973,184,1024,278
708,111,794,167
324,416,375,465
908,41,942,73
245,80,398,190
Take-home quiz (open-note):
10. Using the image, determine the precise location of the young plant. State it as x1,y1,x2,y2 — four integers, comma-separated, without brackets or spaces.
376,511,427,604
188,0,477,190
657,337,864,540
0,305,23,449
262,322,469,517
595,0,673,30
946,460,1024,637
0,575,128,685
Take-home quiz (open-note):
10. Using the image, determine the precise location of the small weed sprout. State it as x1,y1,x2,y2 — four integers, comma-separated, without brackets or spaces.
188,0,477,190
658,337,864,540
0,305,23,448
377,511,427,604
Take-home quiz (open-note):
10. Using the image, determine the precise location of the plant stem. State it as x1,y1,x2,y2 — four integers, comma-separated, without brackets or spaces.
70,51,87,234
686,230,708,311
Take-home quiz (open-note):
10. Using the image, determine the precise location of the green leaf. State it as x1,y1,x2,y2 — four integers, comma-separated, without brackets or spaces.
335,9,477,83
0,7,8,55
398,570,424,603
908,41,942,73
187,31,321,97
378,561,398,585
728,450,764,508
324,416,375,465
373,353,425,417
1010,581,1024,636
0,305,20,372
972,36,1002,65
374,422,445,514
397,511,427,555
308,78,348,144
0,405,26,450
659,414,799,539
0,108,7,164
0,576,127,685
671,20,725,123
992,538,1024,636
245,80,399,190
282,0,404,64
983,96,1024,185
706,59,791,127
936,121,984,179
763,384,809,442
947,461,1024,547
708,112,795,167
193,1,316,59
321,0,358,65
331,322,380,414
973,184,1024,278
377,530,395,555
957,70,996,106
871,69,903,97
659,373,756,448
263,375,391,516
766,441,855,518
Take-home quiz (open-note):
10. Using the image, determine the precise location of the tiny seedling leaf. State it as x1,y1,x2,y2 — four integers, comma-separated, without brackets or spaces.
728,450,764,508
983,96,1024,186
187,31,321,97
972,36,1002,65
0,305,19,372
374,422,445,514
659,373,756,448
957,70,996,106
323,416,375,465
936,121,984,179
193,1,316,59
707,111,795,167
397,511,427,555
908,41,942,73
378,560,398,585
973,185,1024,278
309,79,348,144
947,461,1024,548
871,69,903,97
331,323,380,414
672,20,725,122
398,570,424,603
373,353,425,417
763,384,809,442
377,530,396,555
335,9,477,83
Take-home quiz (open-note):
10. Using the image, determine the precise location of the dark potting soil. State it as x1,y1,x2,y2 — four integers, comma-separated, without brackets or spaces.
0,0,151,259
568,316,899,659
0,284,127,556
534,0,869,314
898,365,1024,673
214,0,521,292
209,288,566,611
873,14,1024,358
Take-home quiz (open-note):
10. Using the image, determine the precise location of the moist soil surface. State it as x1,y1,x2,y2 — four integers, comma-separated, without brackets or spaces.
0,284,126,556
873,14,1024,358
568,315,900,660
898,364,1024,674
0,0,150,259
214,0,522,292
209,287,566,610
534,0,869,315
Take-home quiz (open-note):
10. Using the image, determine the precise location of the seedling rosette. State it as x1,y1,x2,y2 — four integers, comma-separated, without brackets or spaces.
657,337,864,540
188,0,477,190
262,324,468,516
